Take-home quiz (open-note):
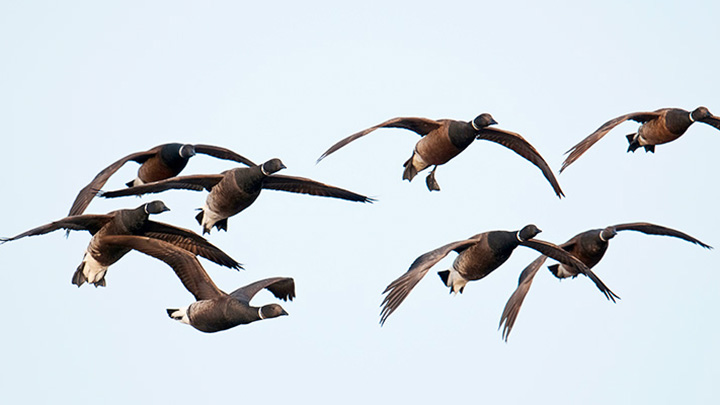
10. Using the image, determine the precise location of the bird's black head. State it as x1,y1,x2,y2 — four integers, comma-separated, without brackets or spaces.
260,158,287,176
691,106,712,121
143,200,171,215
260,304,288,319
599,227,618,242
179,144,197,158
471,113,498,131
518,224,542,242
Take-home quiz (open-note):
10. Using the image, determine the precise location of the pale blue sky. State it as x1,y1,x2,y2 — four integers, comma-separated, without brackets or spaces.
1,1,718,404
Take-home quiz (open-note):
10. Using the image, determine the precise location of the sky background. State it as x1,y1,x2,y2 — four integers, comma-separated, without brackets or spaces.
1,1,718,404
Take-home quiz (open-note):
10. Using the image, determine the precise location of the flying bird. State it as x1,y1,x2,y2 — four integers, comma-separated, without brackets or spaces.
380,225,618,325
68,143,255,216
102,235,294,332
0,201,241,287
561,107,720,172
317,114,564,196
100,158,374,234
499,222,712,341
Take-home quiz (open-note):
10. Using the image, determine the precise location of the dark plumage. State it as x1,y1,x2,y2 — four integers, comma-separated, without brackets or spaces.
68,143,255,216
499,222,712,341
317,114,564,196
100,158,374,234
380,225,618,325
102,235,294,332
0,201,241,287
562,107,720,172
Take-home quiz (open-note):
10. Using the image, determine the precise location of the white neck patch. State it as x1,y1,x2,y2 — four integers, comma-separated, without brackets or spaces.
260,164,269,176
144,204,149,214
688,111,695,123
516,231,523,242
258,307,265,320
599,230,608,242
471,120,480,131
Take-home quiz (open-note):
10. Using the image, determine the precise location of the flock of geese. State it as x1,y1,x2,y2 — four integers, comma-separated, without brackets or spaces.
3,106,717,338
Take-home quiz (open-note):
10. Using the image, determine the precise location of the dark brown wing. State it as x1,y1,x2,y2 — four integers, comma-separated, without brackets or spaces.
140,221,243,269
612,222,712,249
499,255,549,341
521,238,619,302
102,235,224,301
317,117,443,162
561,111,663,172
697,115,720,130
476,127,564,198
68,146,164,216
99,174,225,198
1,214,114,243
192,144,257,167
262,175,374,203
228,277,296,304
379,237,482,325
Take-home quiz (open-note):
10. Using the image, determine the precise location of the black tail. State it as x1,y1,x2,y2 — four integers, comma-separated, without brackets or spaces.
215,219,228,232
125,179,135,188
72,262,87,287
626,133,641,152
643,145,655,153
166,308,178,318
402,156,418,181
437,270,450,286
195,210,204,225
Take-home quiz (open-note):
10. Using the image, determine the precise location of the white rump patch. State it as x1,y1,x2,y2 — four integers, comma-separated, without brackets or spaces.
82,251,109,285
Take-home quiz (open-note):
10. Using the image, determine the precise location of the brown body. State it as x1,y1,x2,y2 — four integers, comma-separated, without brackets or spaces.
68,143,255,216
100,236,294,333
562,106,720,172
379,225,617,325
0,201,241,287
318,114,564,196
499,223,711,341
99,159,373,234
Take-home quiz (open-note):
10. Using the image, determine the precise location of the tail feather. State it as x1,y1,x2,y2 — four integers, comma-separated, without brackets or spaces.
438,270,450,286
215,219,228,232
195,210,204,225
626,133,641,152
403,157,418,181
72,262,87,287
547,264,560,278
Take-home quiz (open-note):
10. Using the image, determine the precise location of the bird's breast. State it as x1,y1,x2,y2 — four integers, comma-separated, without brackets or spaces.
414,131,464,165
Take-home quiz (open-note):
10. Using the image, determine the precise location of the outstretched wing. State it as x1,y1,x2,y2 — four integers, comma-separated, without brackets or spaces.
612,222,712,249
477,127,564,198
1,214,114,243
99,174,225,198
102,235,224,301
68,146,163,216
140,221,243,270
228,277,296,304
521,238,619,302
499,255,549,341
193,144,257,167
379,237,481,326
561,111,662,172
317,117,443,162
262,175,374,203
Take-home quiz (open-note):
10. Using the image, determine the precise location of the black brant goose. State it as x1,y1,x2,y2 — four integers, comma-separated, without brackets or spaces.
499,222,712,341
68,143,255,216
317,114,564,196
561,107,720,172
102,235,294,332
0,201,241,287
379,225,618,325
100,158,374,234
